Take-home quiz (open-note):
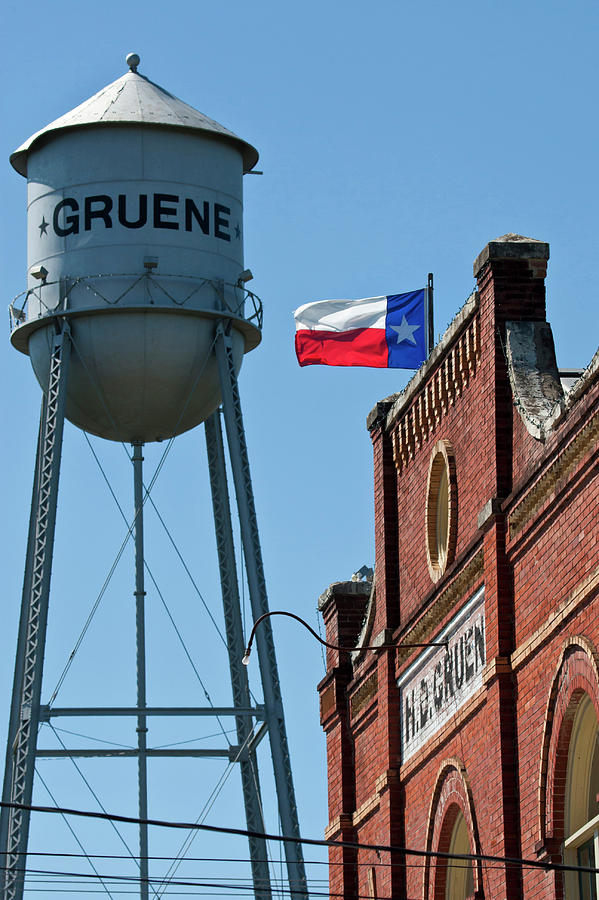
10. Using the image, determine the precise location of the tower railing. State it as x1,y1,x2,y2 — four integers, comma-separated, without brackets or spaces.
9,273,263,333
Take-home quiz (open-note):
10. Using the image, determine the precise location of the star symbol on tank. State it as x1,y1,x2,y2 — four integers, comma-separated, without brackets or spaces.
390,315,420,345
235,223,241,239
38,216,49,236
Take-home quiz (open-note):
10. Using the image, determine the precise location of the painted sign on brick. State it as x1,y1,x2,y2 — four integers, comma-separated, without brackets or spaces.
397,588,485,762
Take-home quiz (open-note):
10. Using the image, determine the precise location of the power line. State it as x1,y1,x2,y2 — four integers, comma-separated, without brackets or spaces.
0,864,484,899
0,860,577,899
41,729,153,896
35,769,116,900
0,851,519,871
1,800,596,877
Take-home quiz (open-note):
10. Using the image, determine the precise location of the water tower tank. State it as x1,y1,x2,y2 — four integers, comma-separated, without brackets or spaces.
9,53,261,442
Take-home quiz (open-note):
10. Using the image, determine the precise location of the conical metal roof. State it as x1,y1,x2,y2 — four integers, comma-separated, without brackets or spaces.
10,54,259,175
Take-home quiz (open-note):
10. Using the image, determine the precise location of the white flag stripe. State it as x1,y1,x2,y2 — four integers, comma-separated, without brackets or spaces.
294,296,387,333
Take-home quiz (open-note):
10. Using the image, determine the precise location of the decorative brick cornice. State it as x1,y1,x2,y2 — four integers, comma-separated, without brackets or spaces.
352,792,380,828
375,768,400,795
319,667,353,729
320,682,336,724
396,548,484,663
324,813,354,841
350,670,378,720
482,655,512,686
391,314,480,474
348,770,400,830
508,406,599,538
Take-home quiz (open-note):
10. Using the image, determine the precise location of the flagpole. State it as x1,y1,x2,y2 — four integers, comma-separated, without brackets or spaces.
427,272,434,355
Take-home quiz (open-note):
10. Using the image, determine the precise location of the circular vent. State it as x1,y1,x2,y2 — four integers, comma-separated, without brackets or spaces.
426,440,457,583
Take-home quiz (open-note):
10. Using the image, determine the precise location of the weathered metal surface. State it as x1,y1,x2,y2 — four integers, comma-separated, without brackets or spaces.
11,59,259,175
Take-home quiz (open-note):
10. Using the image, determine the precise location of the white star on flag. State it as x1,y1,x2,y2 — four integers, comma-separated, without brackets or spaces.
390,315,420,345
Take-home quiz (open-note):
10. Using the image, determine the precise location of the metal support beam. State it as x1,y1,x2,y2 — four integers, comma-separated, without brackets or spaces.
214,325,308,899
35,748,236,759
248,722,269,754
132,442,149,900
0,416,44,864
40,706,264,719
205,410,272,900
0,325,71,900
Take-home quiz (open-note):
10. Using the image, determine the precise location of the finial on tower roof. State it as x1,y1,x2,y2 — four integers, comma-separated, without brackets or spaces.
126,52,140,73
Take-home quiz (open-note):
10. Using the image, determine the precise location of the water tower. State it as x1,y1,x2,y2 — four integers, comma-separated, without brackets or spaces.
1,54,307,900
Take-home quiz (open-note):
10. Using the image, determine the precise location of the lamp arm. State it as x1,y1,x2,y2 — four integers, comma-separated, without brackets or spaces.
242,609,447,665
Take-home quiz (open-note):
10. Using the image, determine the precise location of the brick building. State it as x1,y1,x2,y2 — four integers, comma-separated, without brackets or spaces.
317,235,599,899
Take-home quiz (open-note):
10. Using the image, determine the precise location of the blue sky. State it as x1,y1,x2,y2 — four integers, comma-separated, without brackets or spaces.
1,0,598,895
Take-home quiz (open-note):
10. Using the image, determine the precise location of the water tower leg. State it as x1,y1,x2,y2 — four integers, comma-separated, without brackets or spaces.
0,325,71,900
0,416,44,857
131,442,149,900
214,326,308,900
205,411,273,900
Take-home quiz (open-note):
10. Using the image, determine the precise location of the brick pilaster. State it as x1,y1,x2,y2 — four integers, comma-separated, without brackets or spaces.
474,234,549,898
369,413,400,633
318,582,370,899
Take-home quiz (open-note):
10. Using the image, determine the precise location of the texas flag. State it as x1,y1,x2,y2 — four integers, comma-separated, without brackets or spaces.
294,289,428,369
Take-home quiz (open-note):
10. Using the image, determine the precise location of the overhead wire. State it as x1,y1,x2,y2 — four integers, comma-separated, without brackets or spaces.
46,429,176,707
151,730,236,751
10,310,286,897
84,429,230,656
71,331,272,816
47,725,135,751
153,723,265,897
0,855,516,873
44,724,263,897
34,769,116,900
144,493,228,652
243,752,280,900
0,849,546,873
43,728,159,899
79,432,233,745
0,846,578,900
151,761,233,897
0,863,343,896
145,566,231,746
0,861,573,898
3,799,598,878
48,332,272,893
47,327,220,707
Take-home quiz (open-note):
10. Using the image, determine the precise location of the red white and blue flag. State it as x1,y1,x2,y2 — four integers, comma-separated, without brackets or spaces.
294,289,428,369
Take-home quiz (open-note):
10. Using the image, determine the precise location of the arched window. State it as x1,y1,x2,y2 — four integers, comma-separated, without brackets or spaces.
444,809,474,899
425,761,480,899
563,695,599,898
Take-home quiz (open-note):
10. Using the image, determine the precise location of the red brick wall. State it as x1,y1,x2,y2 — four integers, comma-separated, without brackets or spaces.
319,235,599,899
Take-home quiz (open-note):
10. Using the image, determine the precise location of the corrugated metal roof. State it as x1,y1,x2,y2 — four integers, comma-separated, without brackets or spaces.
11,59,259,175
